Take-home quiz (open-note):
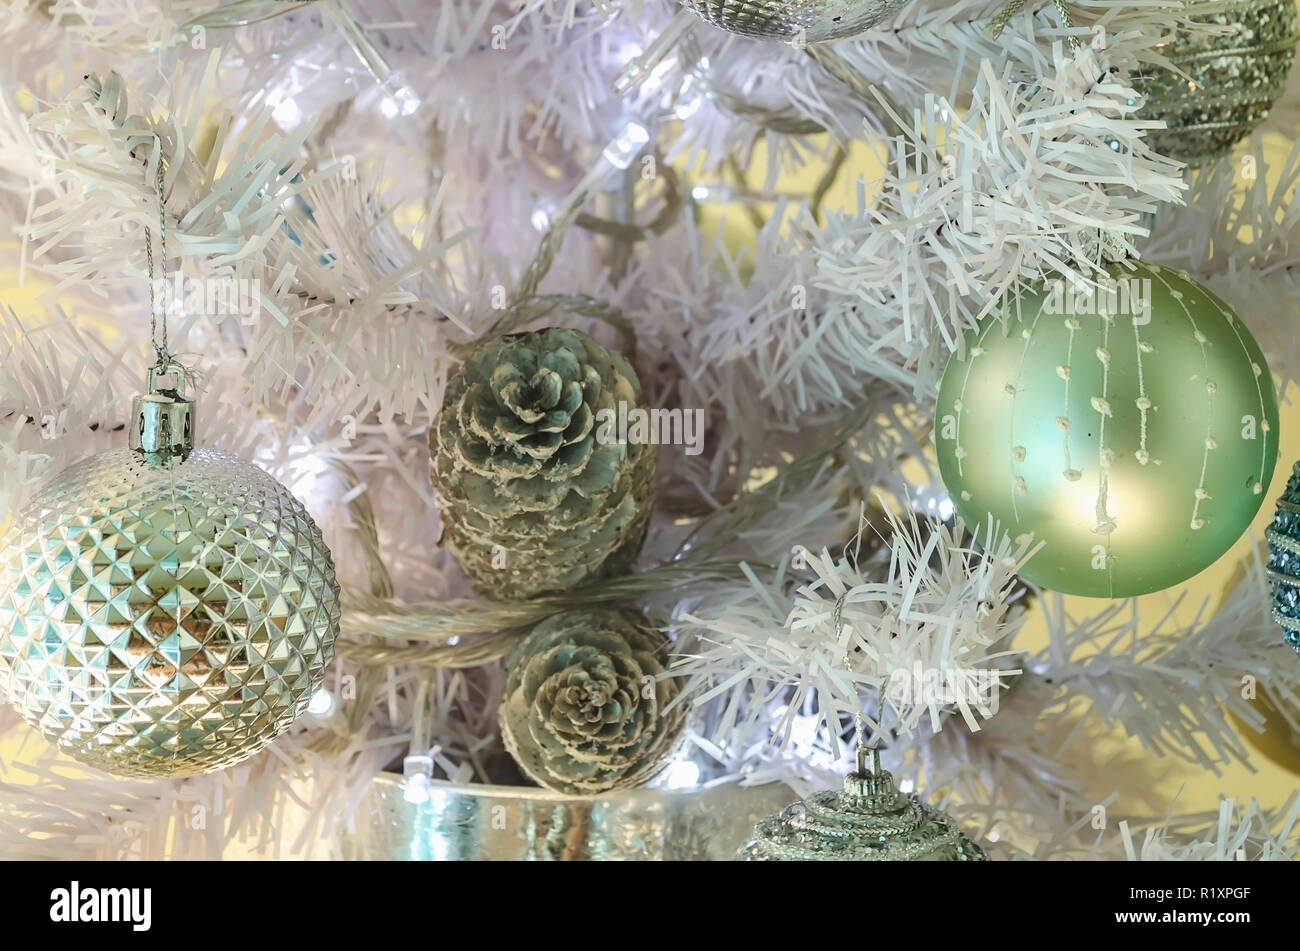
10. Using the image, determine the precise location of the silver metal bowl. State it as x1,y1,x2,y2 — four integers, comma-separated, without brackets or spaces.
340,773,797,861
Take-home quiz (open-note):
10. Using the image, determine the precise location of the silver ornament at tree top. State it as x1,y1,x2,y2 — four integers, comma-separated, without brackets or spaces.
1137,0,1297,164
677,0,916,43
738,748,988,861
0,365,341,778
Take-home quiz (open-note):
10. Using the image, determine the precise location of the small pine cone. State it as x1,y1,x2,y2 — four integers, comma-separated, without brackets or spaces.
429,328,656,599
499,609,687,795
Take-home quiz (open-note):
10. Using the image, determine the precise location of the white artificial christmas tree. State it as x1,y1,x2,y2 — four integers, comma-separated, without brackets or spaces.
0,0,1298,860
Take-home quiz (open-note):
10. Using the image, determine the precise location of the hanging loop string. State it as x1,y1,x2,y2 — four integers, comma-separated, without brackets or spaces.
988,0,1081,52
144,147,171,370
987,0,1026,38
831,589,874,771
1054,0,1082,51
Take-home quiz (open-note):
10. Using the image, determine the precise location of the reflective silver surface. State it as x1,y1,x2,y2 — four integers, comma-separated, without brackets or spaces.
130,361,195,463
342,773,797,860
0,448,341,777
678,0,916,42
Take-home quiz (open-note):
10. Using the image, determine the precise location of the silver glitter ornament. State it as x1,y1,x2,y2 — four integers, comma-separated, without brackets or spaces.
677,0,916,43
0,366,341,777
1137,0,1298,164
1266,461,1300,654
738,749,988,861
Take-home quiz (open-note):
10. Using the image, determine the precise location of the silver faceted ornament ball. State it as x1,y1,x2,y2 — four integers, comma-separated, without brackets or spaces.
678,0,916,43
0,448,341,777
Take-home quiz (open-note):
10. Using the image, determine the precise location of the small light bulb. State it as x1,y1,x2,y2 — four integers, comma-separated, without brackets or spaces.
403,753,434,803
403,774,431,804
645,56,676,93
602,121,651,170
271,97,301,125
307,687,334,716
675,77,704,120
675,94,702,120
404,753,434,778
664,761,700,789
380,83,420,118
616,39,644,62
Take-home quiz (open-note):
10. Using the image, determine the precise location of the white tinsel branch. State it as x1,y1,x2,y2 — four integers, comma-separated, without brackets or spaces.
1142,138,1300,390
1034,542,1300,772
685,44,1186,413
671,504,1038,753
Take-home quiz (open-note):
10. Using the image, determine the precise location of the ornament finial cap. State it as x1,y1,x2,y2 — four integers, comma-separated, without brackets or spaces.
842,745,908,814
130,361,194,463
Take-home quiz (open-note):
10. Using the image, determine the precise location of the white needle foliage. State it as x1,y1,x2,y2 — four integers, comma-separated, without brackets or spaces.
1139,137,1300,391
1114,798,1300,861
673,507,1038,749
0,0,1296,860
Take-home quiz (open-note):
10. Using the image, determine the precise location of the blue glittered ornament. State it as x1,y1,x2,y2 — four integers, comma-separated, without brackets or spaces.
1266,461,1300,653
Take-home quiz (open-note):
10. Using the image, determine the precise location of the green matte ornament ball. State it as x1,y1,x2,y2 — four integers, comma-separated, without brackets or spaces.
935,260,1278,598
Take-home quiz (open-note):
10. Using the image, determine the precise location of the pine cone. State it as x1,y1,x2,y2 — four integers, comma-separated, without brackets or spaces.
429,328,656,599
500,609,687,795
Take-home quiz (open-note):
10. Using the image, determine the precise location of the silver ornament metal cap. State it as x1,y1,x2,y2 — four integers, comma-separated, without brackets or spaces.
130,361,195,463
840,745,907,813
